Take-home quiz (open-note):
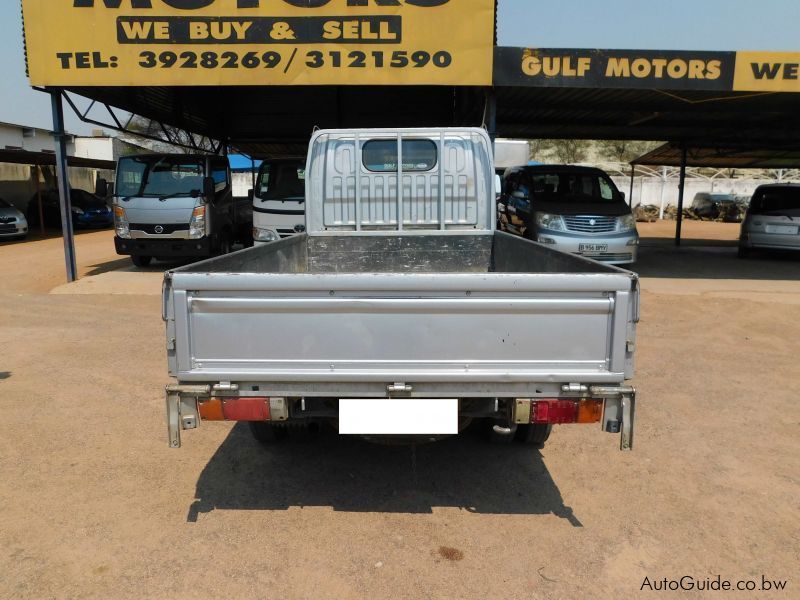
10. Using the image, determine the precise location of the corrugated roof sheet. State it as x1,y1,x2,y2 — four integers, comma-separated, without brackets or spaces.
632,143,800,169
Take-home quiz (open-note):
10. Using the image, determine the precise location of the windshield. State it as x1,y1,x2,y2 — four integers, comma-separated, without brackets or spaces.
750,187,800,214
256,160,306,201
518,171,620,203
116,156,204,198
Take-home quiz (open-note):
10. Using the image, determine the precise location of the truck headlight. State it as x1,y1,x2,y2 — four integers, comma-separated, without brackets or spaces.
535,212,566,232
114,206,130,239
71,207,85,215
188,206,206,239
253,227,279,243
617,214,637,232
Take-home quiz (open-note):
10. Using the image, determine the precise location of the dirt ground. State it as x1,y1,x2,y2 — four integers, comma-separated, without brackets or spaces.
0,223,798,599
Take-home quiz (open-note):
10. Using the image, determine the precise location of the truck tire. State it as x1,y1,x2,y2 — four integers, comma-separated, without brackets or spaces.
131,255,152,267
217,230,232,256
515,424,552,447
248,422,289,444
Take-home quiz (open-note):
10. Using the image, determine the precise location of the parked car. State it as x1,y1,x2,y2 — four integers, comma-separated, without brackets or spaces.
0,197,28,240
27,188,113,229
739,184,800,258
691,193,747,222
498,165,639,265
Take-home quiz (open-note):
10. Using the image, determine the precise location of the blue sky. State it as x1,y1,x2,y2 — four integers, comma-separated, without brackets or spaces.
1,0,799,133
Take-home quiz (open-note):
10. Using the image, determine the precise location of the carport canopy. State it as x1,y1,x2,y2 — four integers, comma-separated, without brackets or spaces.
60,84,800,159
628,141,800,244
632,143,800,170
0,148,114,170
18,0,800,280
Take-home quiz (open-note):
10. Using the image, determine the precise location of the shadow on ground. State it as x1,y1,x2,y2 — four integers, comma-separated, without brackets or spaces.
0,372,10,380
635,240,800,280
188,423,581,524
0,228,113,245
83,257,189,277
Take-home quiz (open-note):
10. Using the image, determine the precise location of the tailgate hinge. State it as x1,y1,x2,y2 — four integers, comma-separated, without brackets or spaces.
387,382,413,396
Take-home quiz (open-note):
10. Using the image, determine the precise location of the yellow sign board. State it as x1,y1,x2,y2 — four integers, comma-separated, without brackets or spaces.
22,0,495,87
734,52,800,92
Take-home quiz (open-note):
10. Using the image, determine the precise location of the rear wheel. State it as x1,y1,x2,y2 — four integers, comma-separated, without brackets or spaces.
515,424,552,447
131,255,152,267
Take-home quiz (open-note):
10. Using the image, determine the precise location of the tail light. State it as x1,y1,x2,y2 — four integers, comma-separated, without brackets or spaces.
199,397,271,422
524,399,604,425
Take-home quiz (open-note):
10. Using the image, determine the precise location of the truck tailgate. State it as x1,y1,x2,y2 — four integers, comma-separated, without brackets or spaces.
166,271,636,386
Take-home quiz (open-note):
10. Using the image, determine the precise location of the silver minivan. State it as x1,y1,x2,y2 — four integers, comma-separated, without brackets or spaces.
739,184,800,258
499,165,639,265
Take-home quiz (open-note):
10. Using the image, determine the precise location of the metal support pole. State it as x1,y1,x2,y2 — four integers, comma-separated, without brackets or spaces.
659,166,667,220
628,165,635,208
675,145,688,247
34,165,45,235
50,89,77,282
485,88,498,144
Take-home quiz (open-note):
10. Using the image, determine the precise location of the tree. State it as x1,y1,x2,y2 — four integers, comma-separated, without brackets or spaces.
597,140,661,163
531,139,591,164
126,115,216,154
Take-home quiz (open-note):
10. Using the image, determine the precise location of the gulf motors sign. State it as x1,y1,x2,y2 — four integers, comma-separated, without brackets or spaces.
495,48,800,93
494,48,736,91
21,0,496,86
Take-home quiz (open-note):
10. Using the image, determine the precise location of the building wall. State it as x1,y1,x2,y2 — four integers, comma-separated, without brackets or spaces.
610,176,800,211
74,137,114,162
0,122,75,155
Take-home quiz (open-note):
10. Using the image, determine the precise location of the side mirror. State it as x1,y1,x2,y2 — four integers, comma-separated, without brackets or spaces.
203,176,216,199
494,175,502,198
247,188,254,200
620,191,627,202
95,178,108,198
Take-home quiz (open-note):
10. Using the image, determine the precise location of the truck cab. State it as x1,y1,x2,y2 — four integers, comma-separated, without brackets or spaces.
252,157,307,244
113,154,249,267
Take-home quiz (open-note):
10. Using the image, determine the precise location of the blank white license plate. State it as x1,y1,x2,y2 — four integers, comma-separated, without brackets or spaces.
766,224,799,235
339,399,458,435
579,243,609,254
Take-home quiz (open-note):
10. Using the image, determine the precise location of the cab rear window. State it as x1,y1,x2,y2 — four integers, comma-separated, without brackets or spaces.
362,139,437,173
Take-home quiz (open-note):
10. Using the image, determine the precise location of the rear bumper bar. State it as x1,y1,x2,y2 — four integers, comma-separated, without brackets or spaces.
165,384,636,451
116,236,212,258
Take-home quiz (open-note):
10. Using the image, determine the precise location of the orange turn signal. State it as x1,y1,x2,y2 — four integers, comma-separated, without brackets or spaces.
577,399,603,424
199,398,224,421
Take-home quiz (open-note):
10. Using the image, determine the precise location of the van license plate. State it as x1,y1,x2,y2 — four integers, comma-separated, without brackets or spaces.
766,225,799,235
579,244,609,254
339,399,458,435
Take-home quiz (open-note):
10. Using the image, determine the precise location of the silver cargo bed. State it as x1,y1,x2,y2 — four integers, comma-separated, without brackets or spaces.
165,232,638,397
